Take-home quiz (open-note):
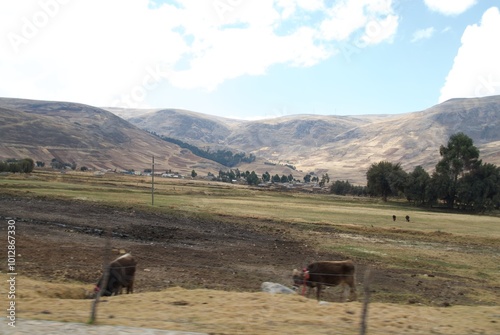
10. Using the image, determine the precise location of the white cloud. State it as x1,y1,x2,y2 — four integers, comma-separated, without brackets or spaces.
0,0,188,106
360,13,399,45
439,7,500,102
320,0,398,43
411,27,435,42
423,0,477,16
170,25,330,90
0,0,399,107
275,0,324,17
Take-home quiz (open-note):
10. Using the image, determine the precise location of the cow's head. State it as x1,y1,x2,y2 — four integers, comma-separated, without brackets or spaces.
91,276,103,298
95,274,104,290
89,285,99,299
292,268,308,288
93,275,114,297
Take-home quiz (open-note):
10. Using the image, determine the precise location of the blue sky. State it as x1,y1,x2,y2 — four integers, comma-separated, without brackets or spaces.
1,0,499,119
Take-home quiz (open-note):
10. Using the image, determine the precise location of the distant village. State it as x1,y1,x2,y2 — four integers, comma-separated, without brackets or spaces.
92,168,332,193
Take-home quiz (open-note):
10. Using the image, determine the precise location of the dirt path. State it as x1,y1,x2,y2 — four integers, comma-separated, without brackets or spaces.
1,319,208,335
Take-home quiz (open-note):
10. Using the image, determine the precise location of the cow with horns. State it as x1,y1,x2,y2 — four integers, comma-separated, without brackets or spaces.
94,253,137,297
292,260,357,301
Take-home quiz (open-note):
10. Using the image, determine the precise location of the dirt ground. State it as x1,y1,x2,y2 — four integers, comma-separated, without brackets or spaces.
1,193,497,307
2,194,500,334
1,194,311,294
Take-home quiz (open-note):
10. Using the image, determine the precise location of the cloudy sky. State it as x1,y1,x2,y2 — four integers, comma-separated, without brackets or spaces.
1,0,499,119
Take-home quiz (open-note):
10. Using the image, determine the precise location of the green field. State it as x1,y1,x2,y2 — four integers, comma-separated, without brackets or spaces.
3,170,498,235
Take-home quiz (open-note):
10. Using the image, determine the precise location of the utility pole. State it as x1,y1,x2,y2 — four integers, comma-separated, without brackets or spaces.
151,155,154,206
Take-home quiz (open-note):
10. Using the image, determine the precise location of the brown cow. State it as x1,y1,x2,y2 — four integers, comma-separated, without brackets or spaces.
95,253,137,297
292,260,356,301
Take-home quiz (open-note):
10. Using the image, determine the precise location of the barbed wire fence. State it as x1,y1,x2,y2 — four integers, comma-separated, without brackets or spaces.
2,219,491,334
11,250,471,335
12,238,378,334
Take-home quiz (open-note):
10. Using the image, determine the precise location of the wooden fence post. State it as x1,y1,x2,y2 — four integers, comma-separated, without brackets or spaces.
359,268,372,335
89,228,111,324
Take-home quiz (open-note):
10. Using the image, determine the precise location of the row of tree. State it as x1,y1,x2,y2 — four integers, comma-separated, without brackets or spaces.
211,169,260,185
366,133,500,212
262,171,294,183
0,158,35,173
50,158,77,170
330,180,368,196
211,170,336,187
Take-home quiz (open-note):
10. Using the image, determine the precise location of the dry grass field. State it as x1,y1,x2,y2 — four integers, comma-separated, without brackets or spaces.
2,275,499,335
1,170,499,334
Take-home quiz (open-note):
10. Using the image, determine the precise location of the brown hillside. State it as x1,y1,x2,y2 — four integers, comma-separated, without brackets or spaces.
0,98,223,174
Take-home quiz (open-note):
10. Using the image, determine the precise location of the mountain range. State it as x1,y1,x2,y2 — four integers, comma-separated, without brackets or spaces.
1,96,499,184
106,95,500,184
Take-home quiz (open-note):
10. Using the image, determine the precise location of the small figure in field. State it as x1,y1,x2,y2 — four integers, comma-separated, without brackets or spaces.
392,215,396,221
406,215,410,222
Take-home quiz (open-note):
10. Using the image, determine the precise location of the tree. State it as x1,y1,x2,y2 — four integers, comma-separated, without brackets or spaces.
9,163,21,173
303,174,311,183
51,158,61,169
246,171,260,185
404,166,430,205
19,158,34,173
262,171,270,182
319,173,330,187
272,174,281,183
366,161,407,201
191,170,197,178
217,169,237,182
456,162,500,212
0,158,34,173
331,180,351,195
434,132,480,208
